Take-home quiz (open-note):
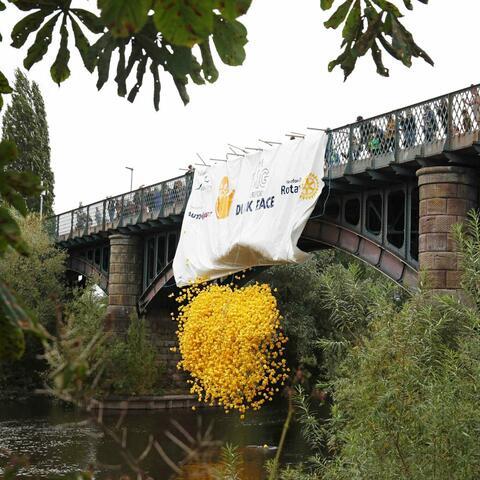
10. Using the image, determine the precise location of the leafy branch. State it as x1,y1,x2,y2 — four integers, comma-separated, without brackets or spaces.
7,0,251,110
0,0,434,110
321,0,433,79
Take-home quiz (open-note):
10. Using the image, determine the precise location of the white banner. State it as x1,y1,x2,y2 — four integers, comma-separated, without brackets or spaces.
173,133,327,286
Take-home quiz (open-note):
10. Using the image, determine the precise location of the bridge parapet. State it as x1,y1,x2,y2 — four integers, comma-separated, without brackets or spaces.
49,174,192,244
327,83,480,179
49,83,480,245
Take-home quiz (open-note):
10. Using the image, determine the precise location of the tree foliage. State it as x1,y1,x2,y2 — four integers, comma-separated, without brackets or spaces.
0,141,41,364
0,213,65,389
2,69,54,215
0,0,431,111
321,0,432,79
286,212,480,480
258,251,403,382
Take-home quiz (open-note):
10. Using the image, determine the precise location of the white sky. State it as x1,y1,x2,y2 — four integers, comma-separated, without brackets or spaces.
0,0,478,214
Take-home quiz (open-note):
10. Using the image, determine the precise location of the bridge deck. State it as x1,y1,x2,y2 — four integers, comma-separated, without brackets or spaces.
48,83,480,245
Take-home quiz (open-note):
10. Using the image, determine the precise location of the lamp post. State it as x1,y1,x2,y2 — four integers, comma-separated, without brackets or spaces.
125,166,134,191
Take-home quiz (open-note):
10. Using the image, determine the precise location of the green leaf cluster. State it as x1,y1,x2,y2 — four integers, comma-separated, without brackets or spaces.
321,0,432,79
0,0,433,109
7,0,251,109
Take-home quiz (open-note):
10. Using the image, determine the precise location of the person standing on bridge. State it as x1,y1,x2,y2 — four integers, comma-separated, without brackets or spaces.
436,98,448,136
384,114,395,152
423,105,438,143
94,206,102,227
107,197,115,223
357,115,373,157
400,109,417,148
461,108,472,133
469,84,480,127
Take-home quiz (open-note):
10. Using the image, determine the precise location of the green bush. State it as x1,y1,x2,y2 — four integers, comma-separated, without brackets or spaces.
288,212,480,480
102,315,164,396
59,286,163,397
260,251,403,384
0,214,66,392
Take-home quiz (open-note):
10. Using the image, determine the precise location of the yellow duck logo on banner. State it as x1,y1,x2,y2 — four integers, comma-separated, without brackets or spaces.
215,176,235,219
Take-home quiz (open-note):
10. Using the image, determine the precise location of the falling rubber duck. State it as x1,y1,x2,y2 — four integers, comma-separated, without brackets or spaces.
215,176,235,219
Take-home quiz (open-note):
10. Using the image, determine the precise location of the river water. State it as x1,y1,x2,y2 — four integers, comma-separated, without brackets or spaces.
0,397,309,479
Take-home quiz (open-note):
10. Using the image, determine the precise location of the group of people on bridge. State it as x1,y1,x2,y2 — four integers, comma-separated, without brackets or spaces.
73,177,191,232
327,85,480,165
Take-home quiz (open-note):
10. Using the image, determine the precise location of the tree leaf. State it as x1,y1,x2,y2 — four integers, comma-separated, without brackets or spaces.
371,0,403,17
85,32,111,73
114,41,127,97
320,0,335,10
127,53,147,103
11,8,55,48
324,0,353,29
150,60,161,111
50,18,70,85
96,38,115,89
71,8,105,34
212,16,247,66
174,77,189,105
9,0,57,11
0,1,5,11
153,0,215,48
97,0,151,37
216,0,252,21
371,40,389,76
200,39,219,83
342,0,361,41
0,70,13,95
23,12,60,70
70,16,91,71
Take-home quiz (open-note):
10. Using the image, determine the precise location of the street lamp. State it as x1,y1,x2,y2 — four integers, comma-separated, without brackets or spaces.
125,166,134,191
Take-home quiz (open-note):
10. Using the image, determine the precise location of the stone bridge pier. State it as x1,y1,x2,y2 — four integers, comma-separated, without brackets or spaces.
417,166,478,294
105,234,143,332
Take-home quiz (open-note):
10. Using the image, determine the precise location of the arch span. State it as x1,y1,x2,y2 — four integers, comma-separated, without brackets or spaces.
66,256,109,293
138,219,418,313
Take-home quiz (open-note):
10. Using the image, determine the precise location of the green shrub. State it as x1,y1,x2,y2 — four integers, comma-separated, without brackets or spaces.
102,315,164,396
0,214,66,391
288,212,480,480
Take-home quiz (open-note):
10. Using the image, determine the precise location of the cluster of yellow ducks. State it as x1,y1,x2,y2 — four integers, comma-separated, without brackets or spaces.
172,281,289,418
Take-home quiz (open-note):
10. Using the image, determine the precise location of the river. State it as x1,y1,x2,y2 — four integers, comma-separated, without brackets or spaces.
0,396,310,479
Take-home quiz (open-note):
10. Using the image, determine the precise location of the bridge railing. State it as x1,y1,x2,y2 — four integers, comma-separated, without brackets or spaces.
326,83,480,174
52,174,193,242
51,83,480,242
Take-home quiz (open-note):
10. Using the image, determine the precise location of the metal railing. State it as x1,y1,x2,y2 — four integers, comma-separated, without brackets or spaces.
326,83,480,169
49,83,480,243
49,174,193,242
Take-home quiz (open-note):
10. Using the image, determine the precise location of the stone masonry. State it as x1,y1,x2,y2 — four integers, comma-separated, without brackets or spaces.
105,234,143,331
417,166,478,293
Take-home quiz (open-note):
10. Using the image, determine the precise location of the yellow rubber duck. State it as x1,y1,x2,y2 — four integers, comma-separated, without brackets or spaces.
215,176,235,219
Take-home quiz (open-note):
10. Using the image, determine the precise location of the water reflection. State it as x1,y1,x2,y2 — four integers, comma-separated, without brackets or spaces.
0,397,307,479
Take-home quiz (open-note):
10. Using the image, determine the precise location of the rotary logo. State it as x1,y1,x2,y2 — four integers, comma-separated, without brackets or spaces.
300,172,319,200
215,176,235,219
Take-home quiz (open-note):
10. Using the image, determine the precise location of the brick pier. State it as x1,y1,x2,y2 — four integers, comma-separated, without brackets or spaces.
417,166,478,293
105,234,143,331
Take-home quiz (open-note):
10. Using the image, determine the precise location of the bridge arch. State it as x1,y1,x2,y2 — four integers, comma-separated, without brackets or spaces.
66,256,109,293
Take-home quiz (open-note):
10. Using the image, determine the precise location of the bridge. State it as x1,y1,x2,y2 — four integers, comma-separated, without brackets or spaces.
49,83,480,332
